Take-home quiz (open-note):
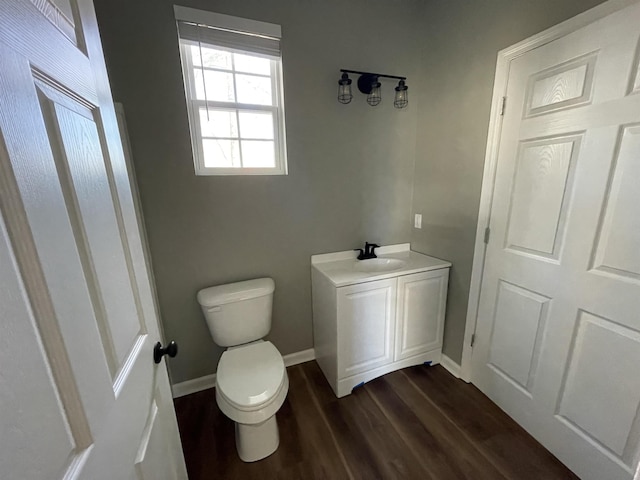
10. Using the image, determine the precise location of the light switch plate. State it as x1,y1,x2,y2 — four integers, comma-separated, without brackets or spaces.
414,213,422,229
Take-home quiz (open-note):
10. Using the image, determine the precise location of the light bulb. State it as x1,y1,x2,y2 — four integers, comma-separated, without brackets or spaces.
367,81,382,106
394,80,408,109
337,73,353,104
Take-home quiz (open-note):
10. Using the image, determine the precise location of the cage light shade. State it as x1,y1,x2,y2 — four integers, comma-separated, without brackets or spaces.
367,81,382,106
394,80,408,108
338,73,353,104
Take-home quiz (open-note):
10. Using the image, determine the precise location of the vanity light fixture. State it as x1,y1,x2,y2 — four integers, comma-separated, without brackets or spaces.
338,69,408,108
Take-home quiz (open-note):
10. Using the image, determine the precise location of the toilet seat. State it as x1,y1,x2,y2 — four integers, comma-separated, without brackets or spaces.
215,341,288,424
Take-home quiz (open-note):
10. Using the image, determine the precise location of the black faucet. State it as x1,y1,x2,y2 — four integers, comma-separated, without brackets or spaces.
354,242,380,260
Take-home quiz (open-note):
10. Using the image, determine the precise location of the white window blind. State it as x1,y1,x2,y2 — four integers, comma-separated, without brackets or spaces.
176,21,281,58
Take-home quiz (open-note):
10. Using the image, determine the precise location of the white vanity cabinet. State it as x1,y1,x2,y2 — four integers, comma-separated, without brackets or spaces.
311,244,450,398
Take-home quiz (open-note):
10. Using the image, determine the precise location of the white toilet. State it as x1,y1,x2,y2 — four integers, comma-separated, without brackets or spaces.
196,278,289,462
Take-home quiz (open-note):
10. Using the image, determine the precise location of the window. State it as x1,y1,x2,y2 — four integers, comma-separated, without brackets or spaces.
175,6,287,175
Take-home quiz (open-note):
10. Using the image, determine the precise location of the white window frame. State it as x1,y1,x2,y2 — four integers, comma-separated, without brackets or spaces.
174,6,288,176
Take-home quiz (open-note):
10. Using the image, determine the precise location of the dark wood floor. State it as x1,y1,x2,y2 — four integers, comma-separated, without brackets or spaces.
174,361,578,479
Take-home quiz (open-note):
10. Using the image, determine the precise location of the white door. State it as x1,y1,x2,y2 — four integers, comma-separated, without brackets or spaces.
472,3,640,480
394,270,448,361
0,1,187,479
337,278,396,378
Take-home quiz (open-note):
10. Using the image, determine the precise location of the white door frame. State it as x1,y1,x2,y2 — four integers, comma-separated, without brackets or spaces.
460,0,640,382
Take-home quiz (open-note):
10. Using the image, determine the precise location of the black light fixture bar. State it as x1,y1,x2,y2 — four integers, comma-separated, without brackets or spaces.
340,69,406,81
338,69,409,108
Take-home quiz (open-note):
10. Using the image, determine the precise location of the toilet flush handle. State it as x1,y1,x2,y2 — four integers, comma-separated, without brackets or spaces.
154,340,178,364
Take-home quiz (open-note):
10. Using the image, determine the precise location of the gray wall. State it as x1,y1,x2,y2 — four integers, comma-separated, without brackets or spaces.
95,0,607,383
410,0,605,363
94,0,424,384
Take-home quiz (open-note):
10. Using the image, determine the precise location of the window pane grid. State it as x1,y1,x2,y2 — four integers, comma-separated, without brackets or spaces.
179,32,286,174
197,102,275,168
200,114,274,140
191,49,275,107
192,70,274,105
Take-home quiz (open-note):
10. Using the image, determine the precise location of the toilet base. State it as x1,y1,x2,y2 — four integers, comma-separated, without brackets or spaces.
235,415,279,462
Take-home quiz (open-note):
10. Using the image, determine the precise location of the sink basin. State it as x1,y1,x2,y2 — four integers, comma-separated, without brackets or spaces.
354,258,405,273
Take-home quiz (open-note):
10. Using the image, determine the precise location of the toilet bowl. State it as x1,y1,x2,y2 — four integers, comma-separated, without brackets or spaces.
215,340,288,461
197,278,288,462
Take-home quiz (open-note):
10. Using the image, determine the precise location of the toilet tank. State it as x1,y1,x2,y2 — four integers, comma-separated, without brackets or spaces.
197,278,275,347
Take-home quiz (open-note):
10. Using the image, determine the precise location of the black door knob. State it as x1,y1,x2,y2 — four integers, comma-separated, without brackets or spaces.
154,340,178,364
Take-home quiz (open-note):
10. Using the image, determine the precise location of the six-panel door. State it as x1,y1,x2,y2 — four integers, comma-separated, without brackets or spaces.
471,3,640,479
0,0,186,478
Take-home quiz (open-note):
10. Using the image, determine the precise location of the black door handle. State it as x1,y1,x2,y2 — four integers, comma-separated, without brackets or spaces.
154,340,178,364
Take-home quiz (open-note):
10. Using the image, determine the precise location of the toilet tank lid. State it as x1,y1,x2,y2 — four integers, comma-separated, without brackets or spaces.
197,278,275,307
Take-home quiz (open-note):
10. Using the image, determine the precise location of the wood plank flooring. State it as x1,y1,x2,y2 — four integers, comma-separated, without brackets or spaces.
173,361,578,479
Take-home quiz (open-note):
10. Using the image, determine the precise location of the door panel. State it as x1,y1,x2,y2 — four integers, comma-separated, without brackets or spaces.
472,3,640,480
505,135,580,260
135,382,182,480
32,0,79,44
487,280,549,393
557,311,640,460
337,279,396,378
590,125,640,281
0,0,186,478
42,85,144,366
136,400,164,480
394,270,447,361
525,53,597,117
0,215,78,480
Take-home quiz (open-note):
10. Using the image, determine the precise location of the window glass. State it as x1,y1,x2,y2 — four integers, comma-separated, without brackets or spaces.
203,139,241,167
191,45,232,70
193,69,235,102
241,140,275,167
233,53,270,75
235,74,272,105
200,109,238,138
238,111,273,139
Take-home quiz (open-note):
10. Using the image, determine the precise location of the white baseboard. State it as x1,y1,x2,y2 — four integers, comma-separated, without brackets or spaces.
440,354,461,379
171,348,316,398
171,373,217,399
282,348,315,367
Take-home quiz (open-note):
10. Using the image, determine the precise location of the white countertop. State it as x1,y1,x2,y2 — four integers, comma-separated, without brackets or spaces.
311,243,451,287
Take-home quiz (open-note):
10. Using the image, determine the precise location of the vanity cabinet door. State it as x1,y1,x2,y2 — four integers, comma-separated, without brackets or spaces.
337,278,397,379
394,269,449,361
